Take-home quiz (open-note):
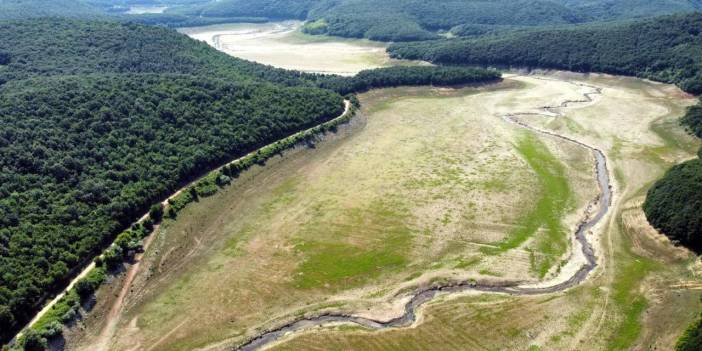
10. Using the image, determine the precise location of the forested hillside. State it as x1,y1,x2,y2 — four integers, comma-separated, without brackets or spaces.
0,18,501,346
0,19,317,86
5,0,702,38
319,66,501,95
173,0,315,19
682,102,702,138
643,155,702,252
0,18,345,344
389,13,702,94
557,0,702,20
644,100,702,253
0,0,103,20
155,0,702,41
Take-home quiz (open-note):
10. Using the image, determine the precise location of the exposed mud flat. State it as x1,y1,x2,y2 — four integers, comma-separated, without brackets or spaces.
179,21,395,76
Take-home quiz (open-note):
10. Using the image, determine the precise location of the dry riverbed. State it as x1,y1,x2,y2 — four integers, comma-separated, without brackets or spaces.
61,71,702,351
178,21,416,75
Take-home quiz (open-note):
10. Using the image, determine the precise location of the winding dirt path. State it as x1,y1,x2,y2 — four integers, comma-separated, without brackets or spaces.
234,79,612,351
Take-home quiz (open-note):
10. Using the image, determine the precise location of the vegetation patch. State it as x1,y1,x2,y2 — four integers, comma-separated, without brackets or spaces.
293,199,413,290
389,13,702,94
643,158,702,252
482,133,573,277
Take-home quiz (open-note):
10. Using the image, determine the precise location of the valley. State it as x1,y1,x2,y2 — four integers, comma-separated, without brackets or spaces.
179,21,397,75
63,24,701,348
1,7,702,351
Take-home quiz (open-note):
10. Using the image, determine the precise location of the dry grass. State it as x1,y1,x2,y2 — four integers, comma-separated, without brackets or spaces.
69,75,601,351
264,73,702,351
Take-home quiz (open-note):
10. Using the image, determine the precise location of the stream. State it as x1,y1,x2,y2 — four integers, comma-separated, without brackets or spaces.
236,78,613,351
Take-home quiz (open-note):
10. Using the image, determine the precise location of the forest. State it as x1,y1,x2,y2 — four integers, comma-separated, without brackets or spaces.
643,156,702,252
388,13,702,94
6,0,702,39
0,18,501,345
319,66,501,95
0,0,104,21
0,18,333,344
155,0,702,41
683,102,702,138
644,99,702,254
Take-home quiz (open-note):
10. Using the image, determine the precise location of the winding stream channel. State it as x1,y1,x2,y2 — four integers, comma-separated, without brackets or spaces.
236,79,613,351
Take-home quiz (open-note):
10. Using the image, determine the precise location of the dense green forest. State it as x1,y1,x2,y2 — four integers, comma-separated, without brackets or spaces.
170,0,315,19
0,19,343,345
5,0,702,38
319,66,501,95
643,156,702,252
683,102,702,137
558,0,702,21
158,0,702,41
302,0,584,41
0,19,317,86
389,13,702,94
0,18,500,346
0,0,104,20
644,99,702,253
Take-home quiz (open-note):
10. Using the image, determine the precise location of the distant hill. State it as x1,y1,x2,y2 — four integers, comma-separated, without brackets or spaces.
4,0,702,39
556,0,702,20
0,0,104,20
150,0,702,41
389,12,702,94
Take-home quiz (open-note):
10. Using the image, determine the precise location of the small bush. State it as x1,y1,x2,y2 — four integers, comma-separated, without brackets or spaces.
676,313,702,351
149,203,164,223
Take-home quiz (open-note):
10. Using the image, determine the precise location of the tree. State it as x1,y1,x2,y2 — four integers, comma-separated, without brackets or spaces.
0,51,9,65
22,329,47,351
149,203,164,223
676,313,702,351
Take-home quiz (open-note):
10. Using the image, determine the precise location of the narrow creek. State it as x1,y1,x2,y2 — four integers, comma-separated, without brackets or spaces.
236,78,613,351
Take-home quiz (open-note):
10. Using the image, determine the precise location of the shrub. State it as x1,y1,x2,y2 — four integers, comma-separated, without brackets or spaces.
148,203,164,223
21,329,47,351
676,313,702,351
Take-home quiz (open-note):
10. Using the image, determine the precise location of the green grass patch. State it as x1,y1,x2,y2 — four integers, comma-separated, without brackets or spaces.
606,257,656,350
293,199,413,290
604,212,661,351
482,133,573,277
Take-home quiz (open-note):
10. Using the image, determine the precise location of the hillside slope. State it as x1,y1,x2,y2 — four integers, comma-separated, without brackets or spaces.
389,13,702,93
0,19,501,348
158,0,702,41
0,18,344,345
0,0,104,20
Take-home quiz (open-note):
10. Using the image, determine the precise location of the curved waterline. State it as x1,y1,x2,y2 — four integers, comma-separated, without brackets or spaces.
236,78,612,351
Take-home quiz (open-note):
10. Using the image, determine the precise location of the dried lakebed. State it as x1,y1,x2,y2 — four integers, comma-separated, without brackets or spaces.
236,79,612,351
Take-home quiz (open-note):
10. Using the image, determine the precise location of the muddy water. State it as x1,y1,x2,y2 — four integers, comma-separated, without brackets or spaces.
236,79,612,351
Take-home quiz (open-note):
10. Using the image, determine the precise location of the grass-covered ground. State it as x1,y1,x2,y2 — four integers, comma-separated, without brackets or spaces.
69,75,599,351
482,133,574,277
264,73,702,351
